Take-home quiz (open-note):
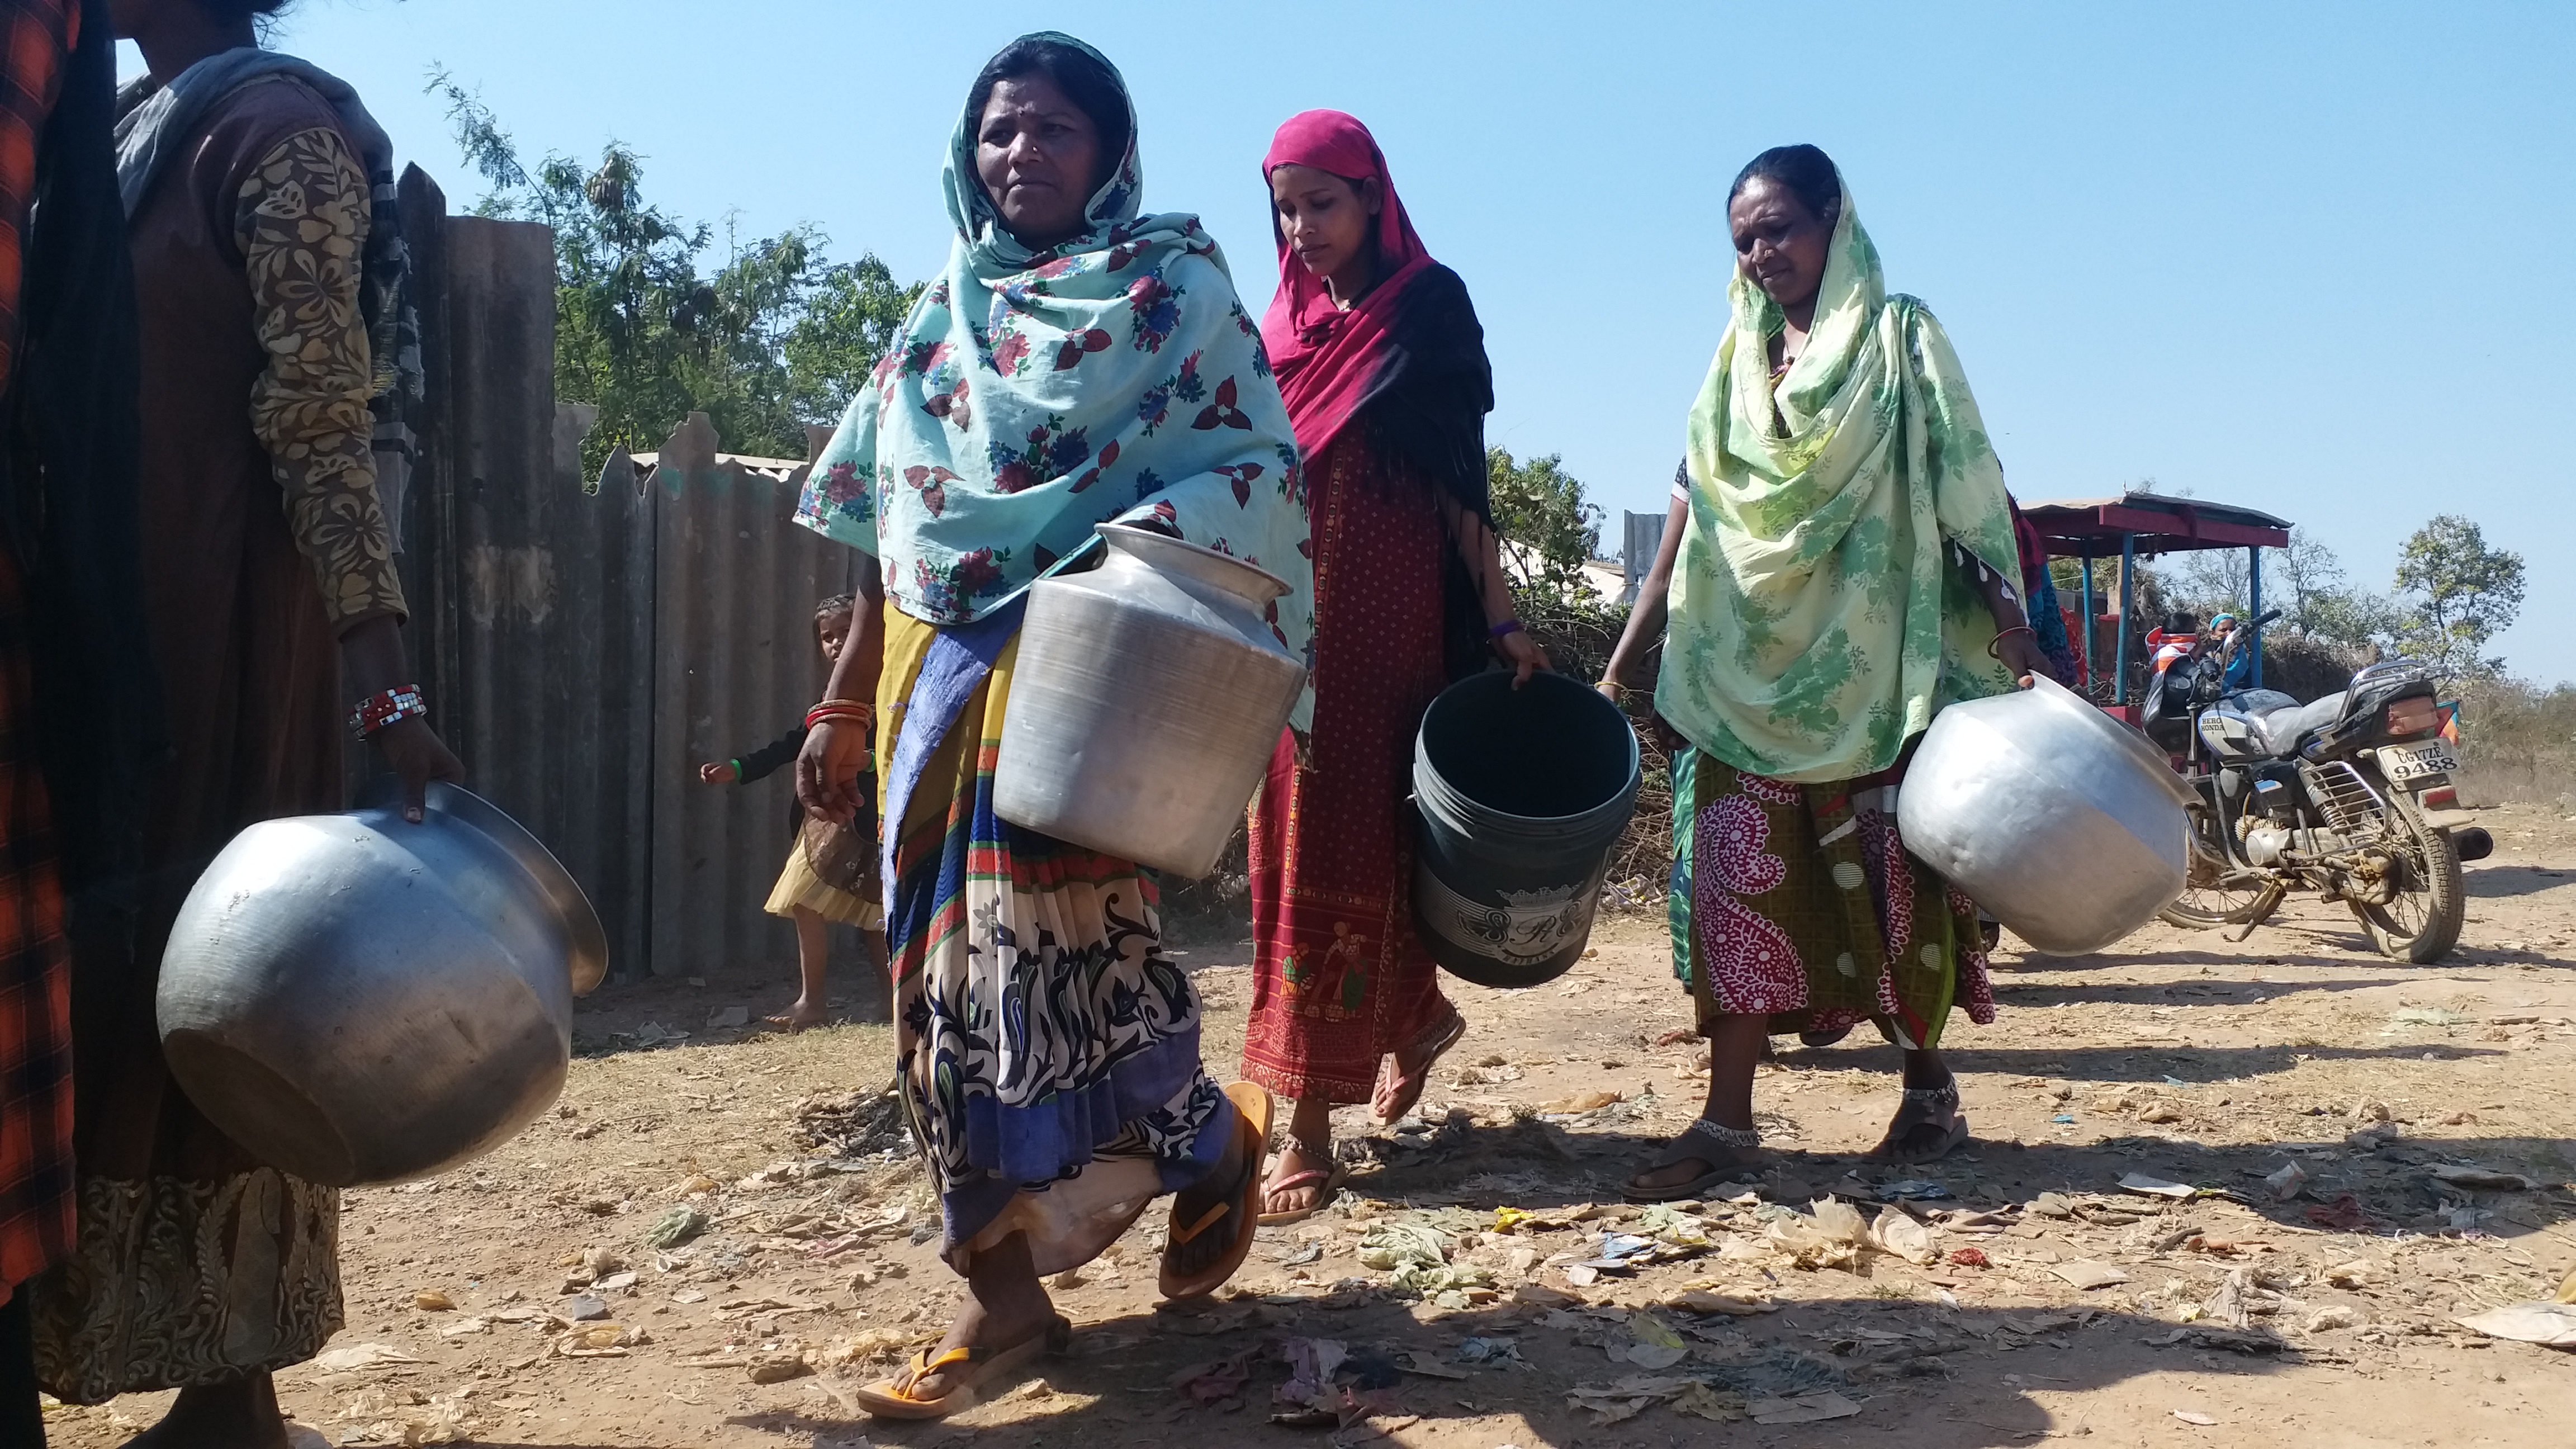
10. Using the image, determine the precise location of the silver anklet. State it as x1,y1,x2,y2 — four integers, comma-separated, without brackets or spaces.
1684,1117,1762,1150
1901,1082,1959,1109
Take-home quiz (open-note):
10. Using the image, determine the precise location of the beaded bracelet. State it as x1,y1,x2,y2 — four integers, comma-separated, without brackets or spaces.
349,685,428,739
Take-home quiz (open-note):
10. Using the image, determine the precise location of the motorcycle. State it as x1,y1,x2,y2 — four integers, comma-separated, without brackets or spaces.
2144,610,2494,963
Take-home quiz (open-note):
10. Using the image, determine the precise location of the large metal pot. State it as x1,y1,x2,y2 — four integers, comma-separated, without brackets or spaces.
157,782,606,1186
1897,674,2195,955
994,523,1307,877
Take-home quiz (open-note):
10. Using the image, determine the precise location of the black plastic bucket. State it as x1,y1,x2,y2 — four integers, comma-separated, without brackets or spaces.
1410,671,1640,988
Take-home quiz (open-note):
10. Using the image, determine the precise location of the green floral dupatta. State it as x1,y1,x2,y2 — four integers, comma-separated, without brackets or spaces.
1658,181,2020,784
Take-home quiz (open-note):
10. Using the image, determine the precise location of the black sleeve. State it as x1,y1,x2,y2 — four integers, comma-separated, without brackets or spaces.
733,723,809,784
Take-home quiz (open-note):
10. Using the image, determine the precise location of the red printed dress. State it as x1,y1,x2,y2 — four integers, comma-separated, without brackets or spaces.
1241,433,1459,1102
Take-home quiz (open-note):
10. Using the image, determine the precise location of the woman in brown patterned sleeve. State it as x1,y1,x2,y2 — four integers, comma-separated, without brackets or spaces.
30,3,462,1444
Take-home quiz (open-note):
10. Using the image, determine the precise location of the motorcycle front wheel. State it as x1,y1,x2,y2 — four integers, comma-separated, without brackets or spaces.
2351,783,2465,963
2160,796,2270,930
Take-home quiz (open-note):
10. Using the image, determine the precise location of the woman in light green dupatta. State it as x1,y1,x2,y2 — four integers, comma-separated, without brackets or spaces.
1598,146,2049,1201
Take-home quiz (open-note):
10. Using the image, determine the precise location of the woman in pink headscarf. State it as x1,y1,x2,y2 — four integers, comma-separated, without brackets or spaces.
1241,110,1545,1222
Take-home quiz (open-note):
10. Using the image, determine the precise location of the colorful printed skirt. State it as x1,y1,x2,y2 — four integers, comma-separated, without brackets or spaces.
874,600,1233,1275
1668,748,1995,1048
0,543,70,1303
1242,434,1456,1103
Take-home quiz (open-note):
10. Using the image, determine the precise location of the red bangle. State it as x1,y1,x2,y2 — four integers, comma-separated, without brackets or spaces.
805,700,873,731
349,685,428,739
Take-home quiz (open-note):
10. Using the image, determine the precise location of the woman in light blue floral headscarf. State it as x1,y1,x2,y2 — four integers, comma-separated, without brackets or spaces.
790,34,1308,1419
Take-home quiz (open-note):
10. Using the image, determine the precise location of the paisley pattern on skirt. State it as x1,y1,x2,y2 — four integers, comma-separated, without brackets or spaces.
1669,748,1994,1049
31,1171,340,1402
873,600,1232,1274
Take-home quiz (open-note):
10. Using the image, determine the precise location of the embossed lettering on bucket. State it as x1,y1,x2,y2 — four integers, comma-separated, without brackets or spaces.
1412,672,1641,988
156,782,607,1187
993,523,1308,877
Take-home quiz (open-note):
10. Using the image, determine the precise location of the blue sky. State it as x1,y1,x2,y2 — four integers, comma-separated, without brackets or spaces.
144,1,2576,681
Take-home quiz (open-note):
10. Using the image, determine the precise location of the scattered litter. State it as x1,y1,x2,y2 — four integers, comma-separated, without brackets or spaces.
1537,1089,1625,1119
2026,1192,2076,1219
1673,1382,1748,1420
706,1006,750,1029
557,1323,640,1357
2428,1164,2537,1191
2351,1097,2393,1122
645,1205,708,1249
2454,1301,2576,1348
2174,1409,2219,1427
1171,1347,1262,1406
1948,1247,1991,1269
311,1343,423,1374
2262,1162,2309,1201
436,1316,489,1339
1282,1242,1324,1267
2305,1306,2362,1332
1749,1391,1864,1424
2118,1172,2198,1199
745,1351,811,1384
1666,1287,1777,1316
1868,1209,1941,1266
2050,1114,2076,1124
2390,1008,2466,1027
1874,1180,1954,1201
2051,1259,2130,1290
562,1294,609,1322
1452,1336,1526,1368
2305,1195,2371,1231
412,1290,453,1311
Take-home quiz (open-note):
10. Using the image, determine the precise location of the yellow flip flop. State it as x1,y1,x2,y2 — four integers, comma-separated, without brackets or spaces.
849,1314,1071,1420
1158,1081,1272,1301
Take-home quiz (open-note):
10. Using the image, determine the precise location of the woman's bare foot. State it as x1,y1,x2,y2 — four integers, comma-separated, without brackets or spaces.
908,1233,1056,1401
764,996,830,1031
1163,1109,1255,1283
1371,1013,1465,1123
125,1376,290,1449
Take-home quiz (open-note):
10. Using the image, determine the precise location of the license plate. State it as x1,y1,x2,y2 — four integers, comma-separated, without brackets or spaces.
2380,738,2458,783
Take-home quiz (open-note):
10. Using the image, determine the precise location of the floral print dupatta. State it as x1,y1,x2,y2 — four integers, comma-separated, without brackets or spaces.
795,32,1312,713
1660,177,2020,784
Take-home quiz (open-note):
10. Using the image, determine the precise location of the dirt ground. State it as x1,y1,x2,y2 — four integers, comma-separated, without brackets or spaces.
43,802,2576,1449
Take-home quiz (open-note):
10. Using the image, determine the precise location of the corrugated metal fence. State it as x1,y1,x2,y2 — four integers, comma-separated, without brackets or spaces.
395,168,863,983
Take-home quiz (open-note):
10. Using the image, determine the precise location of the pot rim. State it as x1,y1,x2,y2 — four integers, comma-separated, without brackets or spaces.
357,780,610,993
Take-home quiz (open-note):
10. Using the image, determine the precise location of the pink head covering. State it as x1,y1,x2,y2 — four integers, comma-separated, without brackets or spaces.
1258,110,1439,462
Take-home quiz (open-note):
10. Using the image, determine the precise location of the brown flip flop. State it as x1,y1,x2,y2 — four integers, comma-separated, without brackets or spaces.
1158,1082,1272,1300
850,1314,1072,1420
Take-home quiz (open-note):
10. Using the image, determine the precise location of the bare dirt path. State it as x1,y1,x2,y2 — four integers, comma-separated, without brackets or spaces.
45,804,2576,1448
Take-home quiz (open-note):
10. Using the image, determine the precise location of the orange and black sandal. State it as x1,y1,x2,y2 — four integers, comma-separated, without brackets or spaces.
1157,1081,1272,1301
849,1314,1072,1420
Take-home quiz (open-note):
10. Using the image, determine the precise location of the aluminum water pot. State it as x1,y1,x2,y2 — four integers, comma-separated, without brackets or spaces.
157,782,606,1186
1897,674,2195,955
995,523,1306,877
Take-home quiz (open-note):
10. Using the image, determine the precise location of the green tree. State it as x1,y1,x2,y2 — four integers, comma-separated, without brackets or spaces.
2394,513,2526,680
1486,447,1603,600
429,72,918,474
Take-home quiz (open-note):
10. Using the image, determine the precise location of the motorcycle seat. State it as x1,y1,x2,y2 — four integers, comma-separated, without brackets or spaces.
2236,692,2346,755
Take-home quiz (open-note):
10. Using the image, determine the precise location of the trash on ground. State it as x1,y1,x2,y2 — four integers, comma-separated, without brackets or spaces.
311,1343,424,1374
2052,1259,2130,1290
2427,1164,2537,1191
2262,1162,2309,1201
1748,1390,1864,1424
2453,1301,2576,1348
2118,1172,2198,1199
